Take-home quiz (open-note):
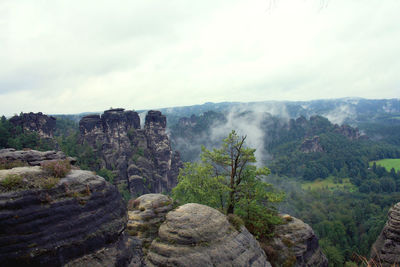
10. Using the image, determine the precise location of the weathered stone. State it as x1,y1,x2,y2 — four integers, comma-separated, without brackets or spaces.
371,202,400,266
9,112,56,138
146,203,271,267
127,194,173,253
300,136,324,153
79,109,182,197
0,164,138,266
0,148,76,166
333,124,367,140
65,235,144,267
265,214,328,267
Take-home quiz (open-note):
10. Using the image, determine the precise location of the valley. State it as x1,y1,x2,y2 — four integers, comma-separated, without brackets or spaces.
1,98,400,266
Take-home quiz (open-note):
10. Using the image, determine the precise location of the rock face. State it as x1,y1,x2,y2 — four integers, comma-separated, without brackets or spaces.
146,203,271,267
9,112,56,138
300,136,324,153
334,124,366,140
79,109,182,197
370,202,400,266
127,194,173,251
266,215,328,267
0,165,143,266
0,148,76,166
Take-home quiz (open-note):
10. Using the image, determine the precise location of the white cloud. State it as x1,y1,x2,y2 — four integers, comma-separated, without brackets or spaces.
1,0,400,116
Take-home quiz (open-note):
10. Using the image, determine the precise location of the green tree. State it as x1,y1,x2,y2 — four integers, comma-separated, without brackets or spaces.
172,130,283,237
97,168,116,184
172,162,229,209
200,130,262,214
234,165,283,237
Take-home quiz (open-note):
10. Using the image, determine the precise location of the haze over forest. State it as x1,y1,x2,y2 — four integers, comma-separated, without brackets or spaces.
1,0,400,116
2,1,400,265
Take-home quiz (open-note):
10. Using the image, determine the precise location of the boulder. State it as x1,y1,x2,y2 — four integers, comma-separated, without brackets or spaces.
127,194,174,252
265,215,328,267
146,203,271,267
0,148,76,166
0,163,140,266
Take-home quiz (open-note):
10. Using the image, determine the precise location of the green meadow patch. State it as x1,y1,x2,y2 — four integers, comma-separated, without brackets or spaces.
369,158,400,172
301,176,357,192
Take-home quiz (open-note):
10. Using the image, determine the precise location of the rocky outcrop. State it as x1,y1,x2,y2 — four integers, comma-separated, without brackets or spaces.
127,194,173,251
177,115,198,127
9,112,56,138
0,148,76,166
300,136,324,153
146,203,271,267
370,202,400,266
79,109,182,197
266,215,328,267
0,161,141,266
334,124,366,140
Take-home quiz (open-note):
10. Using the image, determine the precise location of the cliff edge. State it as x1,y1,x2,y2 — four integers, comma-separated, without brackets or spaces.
0,149,141,266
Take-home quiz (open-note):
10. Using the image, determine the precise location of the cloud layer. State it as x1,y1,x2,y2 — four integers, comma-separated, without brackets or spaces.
1,0,399,116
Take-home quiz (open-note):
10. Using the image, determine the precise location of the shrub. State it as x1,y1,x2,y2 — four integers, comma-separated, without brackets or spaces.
96,168,115,183
0,159,27,170
0,174,25,191
41,160,71,178
35,177,60,190
227,213,244,232
117,183,131,201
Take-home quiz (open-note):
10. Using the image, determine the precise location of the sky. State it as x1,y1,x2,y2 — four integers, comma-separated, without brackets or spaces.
0,0,399,116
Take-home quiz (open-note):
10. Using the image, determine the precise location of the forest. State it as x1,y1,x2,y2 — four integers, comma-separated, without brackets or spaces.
1,108,400,266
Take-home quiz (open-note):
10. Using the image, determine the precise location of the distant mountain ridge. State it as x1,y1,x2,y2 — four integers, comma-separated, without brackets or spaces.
47,98,400,127
159,98,400,126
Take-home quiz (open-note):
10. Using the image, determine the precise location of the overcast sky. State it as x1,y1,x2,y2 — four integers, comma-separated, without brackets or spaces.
0,0,399,116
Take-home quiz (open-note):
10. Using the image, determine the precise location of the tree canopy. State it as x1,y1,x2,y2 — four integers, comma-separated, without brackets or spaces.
172,130,283,237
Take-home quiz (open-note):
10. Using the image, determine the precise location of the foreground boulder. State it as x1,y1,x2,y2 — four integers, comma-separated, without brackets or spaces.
127,194,173,251
146,203,271,267
370,202,400,266
0,165,140,266
265,214,328,267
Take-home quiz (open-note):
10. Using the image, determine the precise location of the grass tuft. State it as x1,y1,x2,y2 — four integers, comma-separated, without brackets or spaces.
227,213,244,232
40,160,71,178
0,159,27,170
0,174,25,190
